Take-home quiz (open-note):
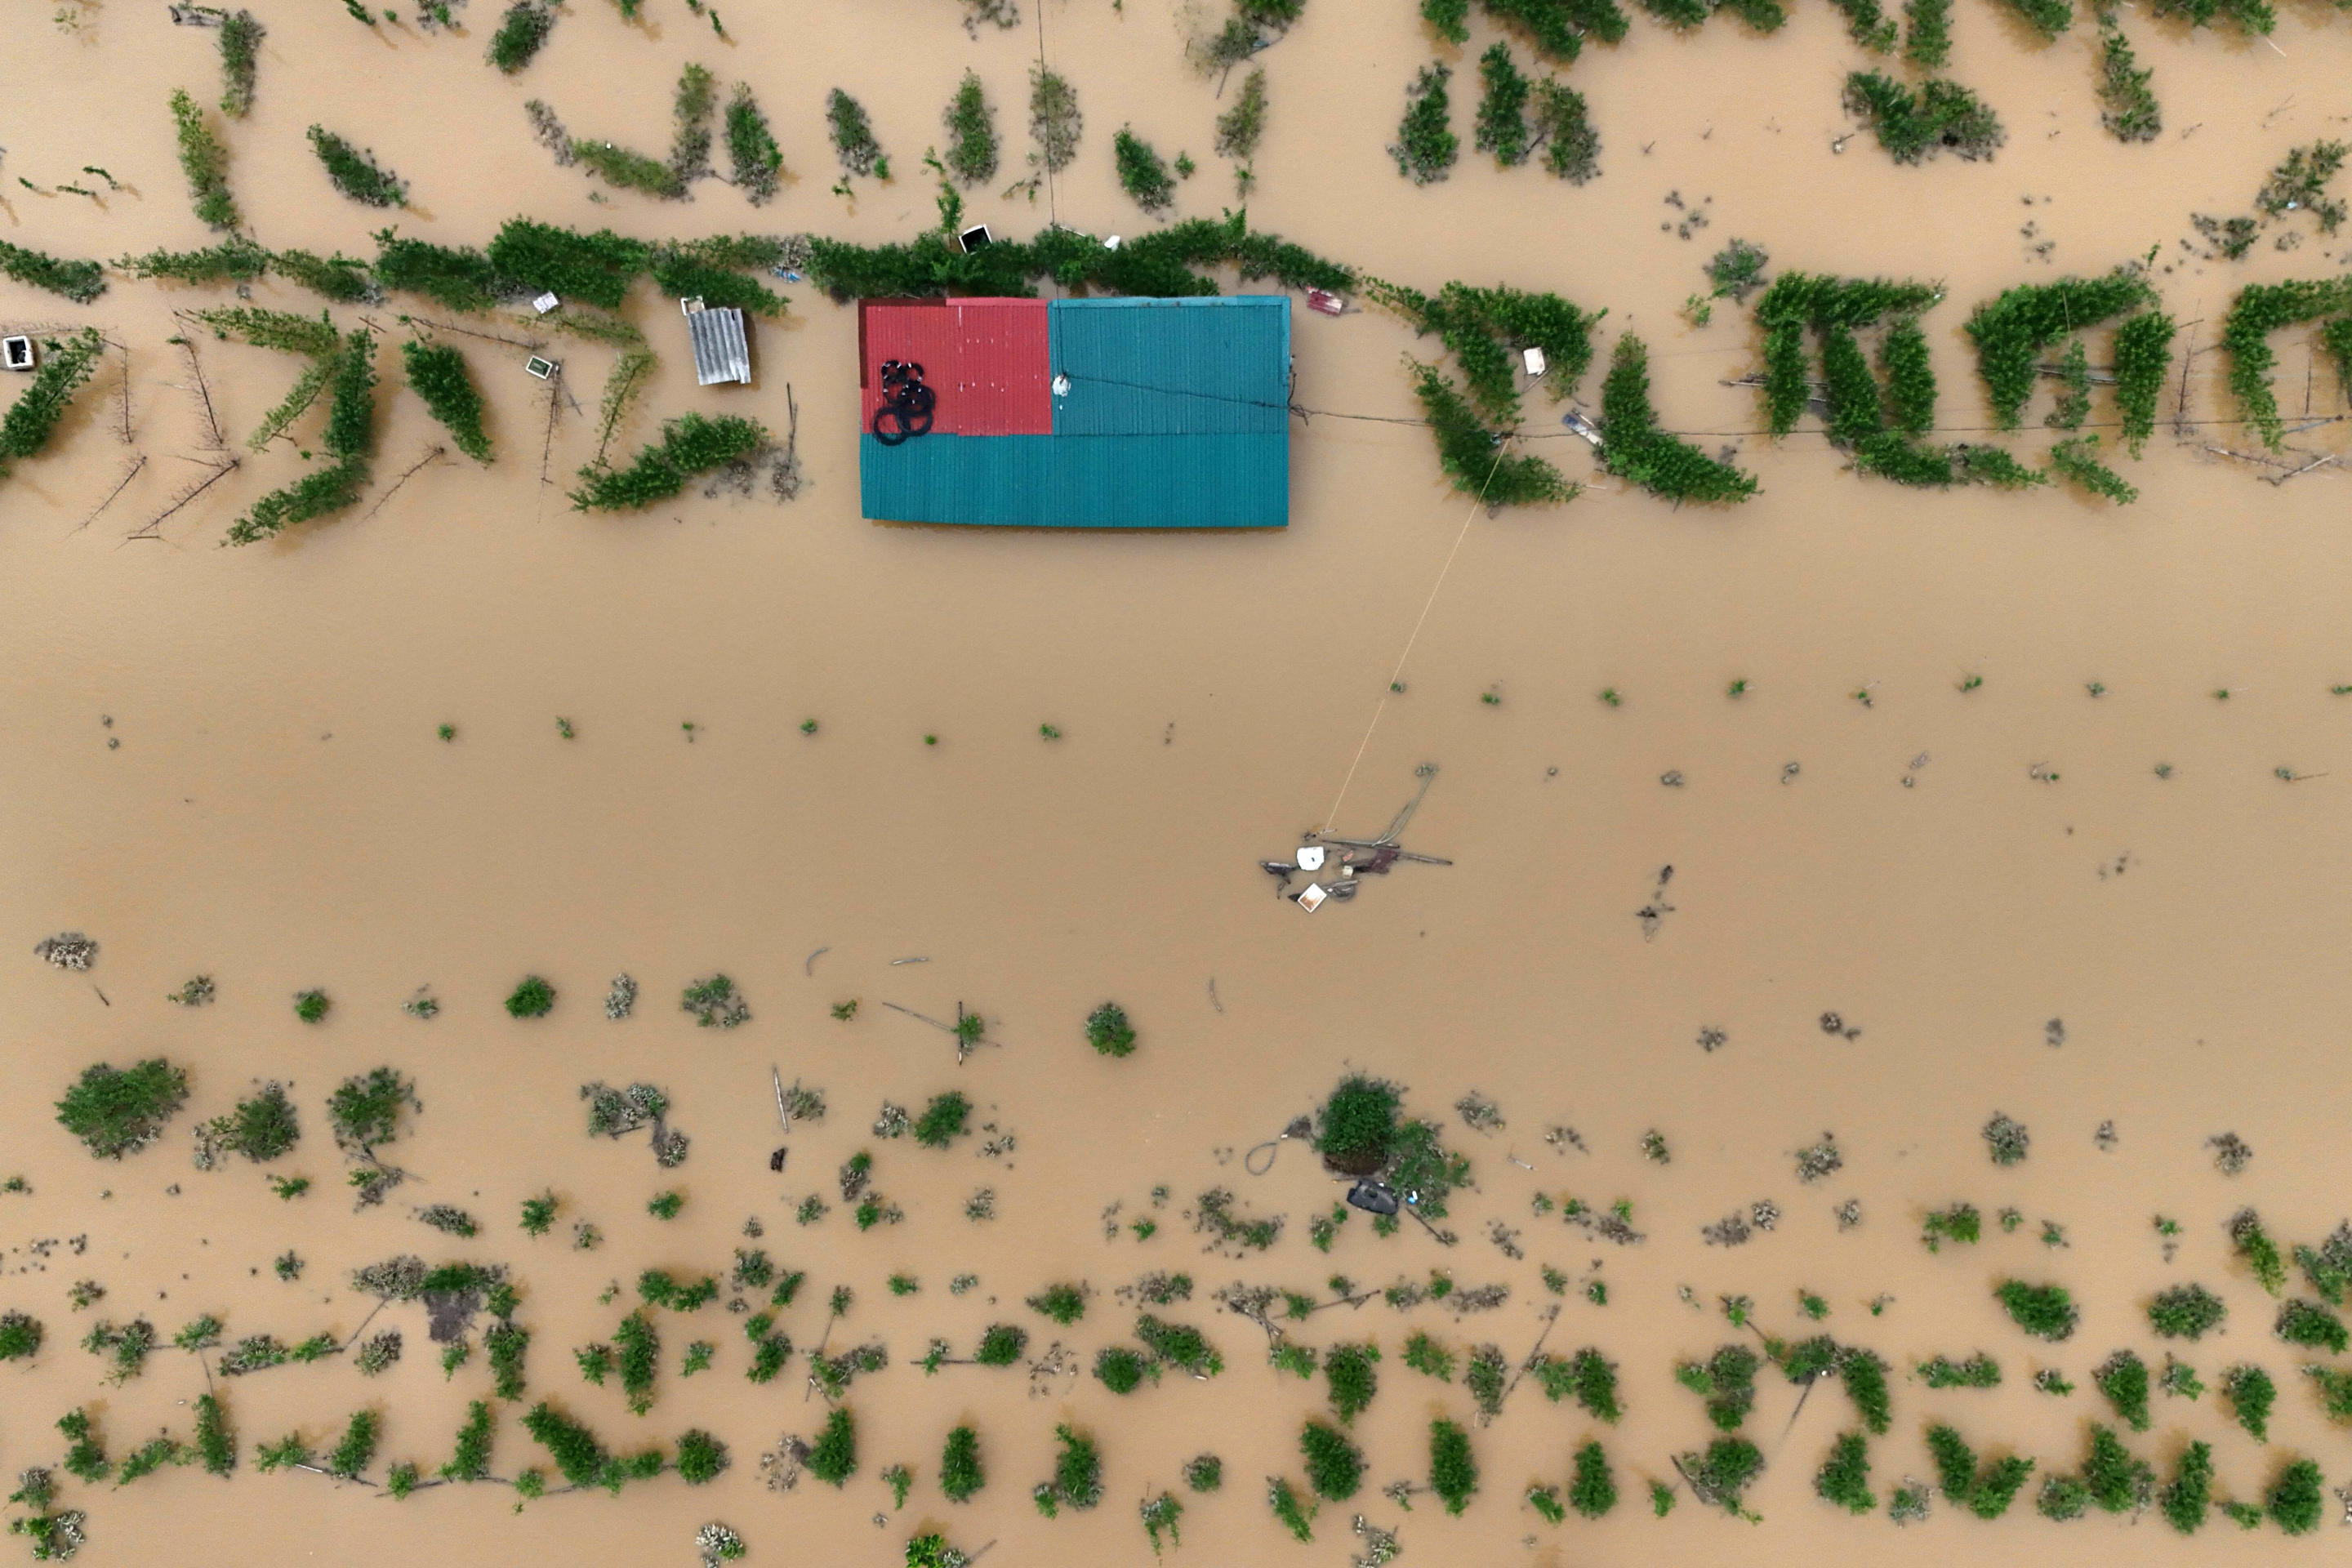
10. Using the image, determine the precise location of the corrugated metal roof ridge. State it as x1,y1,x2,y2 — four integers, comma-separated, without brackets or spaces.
860,432,1286,528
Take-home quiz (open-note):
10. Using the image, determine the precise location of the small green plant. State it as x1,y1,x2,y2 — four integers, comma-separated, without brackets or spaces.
1392,63,1459,185
0,239,107,306
1921,1202,1980,1251
648,1191,684,1220
56,1058,190,1160
2093,29,2163,149
0,1310,42,1361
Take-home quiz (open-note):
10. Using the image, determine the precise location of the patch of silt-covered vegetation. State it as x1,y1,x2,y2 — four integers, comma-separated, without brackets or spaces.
20,1048,2352,1556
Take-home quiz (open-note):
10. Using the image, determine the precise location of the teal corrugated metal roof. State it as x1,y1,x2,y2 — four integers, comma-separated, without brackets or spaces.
1049,296,1290,437
861,433,1289,528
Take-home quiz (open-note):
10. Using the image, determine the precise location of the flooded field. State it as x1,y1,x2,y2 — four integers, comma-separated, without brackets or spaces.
3,1,2351,1563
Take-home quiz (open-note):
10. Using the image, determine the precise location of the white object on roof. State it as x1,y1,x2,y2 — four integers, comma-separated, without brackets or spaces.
532,292,560,314
1295,883,1328,912
523,356,558,381
1295,844,1325,871
1051,372,1071,397
687,305,751,387
1104,235,1122,251
2,336,33,372
1524,346,1547,377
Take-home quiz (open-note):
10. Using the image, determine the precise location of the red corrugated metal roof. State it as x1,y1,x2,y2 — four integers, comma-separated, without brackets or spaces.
860,299,1051,436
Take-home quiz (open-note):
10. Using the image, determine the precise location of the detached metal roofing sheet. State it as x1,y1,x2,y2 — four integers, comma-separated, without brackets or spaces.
688,306,751,386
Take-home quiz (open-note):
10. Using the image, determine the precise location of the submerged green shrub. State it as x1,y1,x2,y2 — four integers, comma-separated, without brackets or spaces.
1085,1003,1137,1058
1473,43,1531,166
2222,1363,2275,1441
572,137,685,199
941,71,997,189
2162,1440,2212,1535
1113,128,1177,212
827,89,884,178
1815,1432,1873,1512
171,88,239,229
1428,1418,1477,1514
572,412,768,510
726,84,785,203
486,220,647,309
2000,0,2072,36
2095,1350,2152,1430
1996,1280,2078,1340
114,238,268,286
2267,1456,2323,1534
1904,0,1950,68
0,328,109,479
1392,63,1459,185
0,239,106,305
401,341,492,462
1300,1421,1363,1500
2049,434,2137,504
1964,269,2157,427
1529,80,1600,183
272,249,377,303
2222,278,2352,448
310,127,408,207
1598,335,1758,504
55,1057,190,1159
373,234,506,313
2096,24,2160,144
2149,1285,2227,1340
488,2,555,74
1842,72,2004,165
218,10,263,118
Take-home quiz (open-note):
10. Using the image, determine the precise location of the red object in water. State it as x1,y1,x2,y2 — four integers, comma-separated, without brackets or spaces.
859,298,1053,434
1305,289,1346,317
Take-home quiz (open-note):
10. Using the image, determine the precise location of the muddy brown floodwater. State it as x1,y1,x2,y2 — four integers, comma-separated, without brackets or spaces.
5,0,2352,1564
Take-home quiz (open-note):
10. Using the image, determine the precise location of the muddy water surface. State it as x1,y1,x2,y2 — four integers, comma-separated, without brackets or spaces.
5,1,2352,1563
